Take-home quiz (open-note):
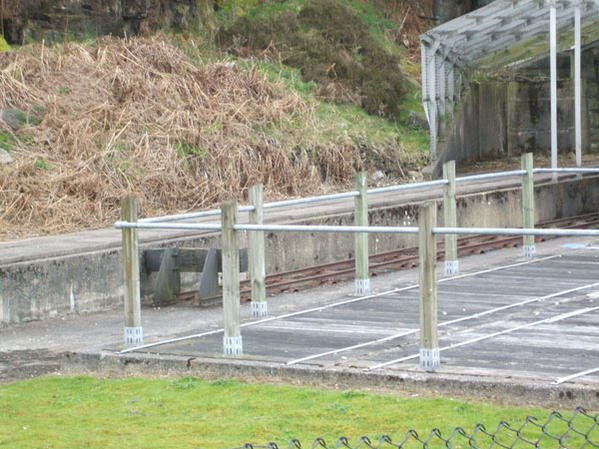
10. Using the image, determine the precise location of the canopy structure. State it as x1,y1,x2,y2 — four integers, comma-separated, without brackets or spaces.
420,0,599,171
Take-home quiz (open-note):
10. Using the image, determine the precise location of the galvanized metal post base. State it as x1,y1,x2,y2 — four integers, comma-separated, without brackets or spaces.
124,326,143,345
444,260,459,276
523,245,536,259
251,301,268,318
419,348,440,371
223,336,243,356
355,278,371,296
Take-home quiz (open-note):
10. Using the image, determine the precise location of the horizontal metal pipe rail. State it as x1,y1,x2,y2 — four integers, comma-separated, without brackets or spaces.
115,222,599,237
367,179,448,194
132,167,599,225
234,224,419,234
534,168,599,174
455,169,526,182
434,227,599,237
263,191,360,209
138,206,254,224
114,221,222,231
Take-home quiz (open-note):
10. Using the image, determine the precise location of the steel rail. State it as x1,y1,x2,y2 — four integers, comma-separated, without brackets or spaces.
366,305,599,371
170,213,599,302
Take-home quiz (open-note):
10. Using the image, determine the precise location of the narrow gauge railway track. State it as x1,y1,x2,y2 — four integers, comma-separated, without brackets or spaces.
177,212,599,305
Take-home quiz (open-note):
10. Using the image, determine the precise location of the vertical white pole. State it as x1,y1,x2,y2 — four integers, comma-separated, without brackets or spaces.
438,58,446,140
550,4,558,182
429,51,438,160
421,43,429,125
447,64,455,118
574,5,582,171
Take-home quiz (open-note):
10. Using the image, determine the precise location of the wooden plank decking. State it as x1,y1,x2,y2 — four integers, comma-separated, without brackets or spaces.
133,247,599,385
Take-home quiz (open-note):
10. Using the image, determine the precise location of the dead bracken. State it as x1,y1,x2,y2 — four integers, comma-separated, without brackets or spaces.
0,35,389,240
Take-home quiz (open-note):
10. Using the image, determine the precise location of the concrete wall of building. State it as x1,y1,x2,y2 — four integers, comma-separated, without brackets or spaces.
2,175,599,326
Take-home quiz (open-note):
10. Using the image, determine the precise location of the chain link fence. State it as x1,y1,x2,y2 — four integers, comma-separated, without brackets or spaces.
228,407,598,449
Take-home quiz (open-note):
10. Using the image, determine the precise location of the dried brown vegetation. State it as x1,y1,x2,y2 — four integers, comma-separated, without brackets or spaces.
0,35,378,240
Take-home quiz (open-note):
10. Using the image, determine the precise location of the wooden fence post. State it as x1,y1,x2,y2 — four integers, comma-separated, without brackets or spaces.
354,171,370,296
121,196,142,345
521,153,536,259
418,202,439,371
221,200,242,355
249,184,267,317
443,160,458,275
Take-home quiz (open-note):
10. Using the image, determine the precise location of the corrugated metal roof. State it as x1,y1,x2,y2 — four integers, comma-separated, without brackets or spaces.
419,0,599,158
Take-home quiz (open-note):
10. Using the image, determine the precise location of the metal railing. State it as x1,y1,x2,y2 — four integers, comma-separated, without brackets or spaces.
117,164,597,230
115,154,599,366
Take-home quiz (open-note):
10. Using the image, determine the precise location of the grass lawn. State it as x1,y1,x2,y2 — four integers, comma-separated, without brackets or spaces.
0,375,588,449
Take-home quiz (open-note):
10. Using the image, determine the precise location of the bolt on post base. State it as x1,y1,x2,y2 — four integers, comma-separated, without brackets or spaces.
124,326,143,345
251,301,268,318
419,348,440,372
523,245,536,259
444,260,459,276
223,336,243,356
355,278,371,296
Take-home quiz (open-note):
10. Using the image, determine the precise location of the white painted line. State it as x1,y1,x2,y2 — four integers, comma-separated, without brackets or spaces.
366,306,599,371
287,280,599,366
553,366,599,385
117,255,559,354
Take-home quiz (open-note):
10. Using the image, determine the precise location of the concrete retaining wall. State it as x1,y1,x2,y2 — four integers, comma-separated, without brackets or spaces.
432,44,599,177
1,176,599,326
